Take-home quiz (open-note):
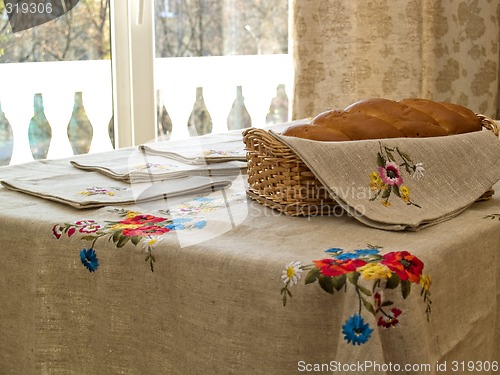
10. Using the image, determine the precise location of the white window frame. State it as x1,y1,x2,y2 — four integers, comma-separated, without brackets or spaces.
110,0,156,148
110,0,293,148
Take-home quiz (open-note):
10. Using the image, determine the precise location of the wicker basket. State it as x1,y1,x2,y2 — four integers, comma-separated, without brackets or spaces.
243,115,499,216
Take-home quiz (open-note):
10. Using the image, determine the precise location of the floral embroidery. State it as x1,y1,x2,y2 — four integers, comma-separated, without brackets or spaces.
281,261,303,286
131,163,178,171
369,144,423,208
280,245,432,345
342,314,373,345
203,149,244,158
53,195,220,272
80,248,99,273
79,186,130,196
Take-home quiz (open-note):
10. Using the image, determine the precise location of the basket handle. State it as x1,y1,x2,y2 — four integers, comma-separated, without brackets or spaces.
477,114,499,136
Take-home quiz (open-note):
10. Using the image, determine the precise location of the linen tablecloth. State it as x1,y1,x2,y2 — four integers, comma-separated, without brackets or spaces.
0,143,499,374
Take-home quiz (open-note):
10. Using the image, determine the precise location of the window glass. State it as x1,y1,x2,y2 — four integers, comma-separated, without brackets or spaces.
153,0,292,141
0,0,113,166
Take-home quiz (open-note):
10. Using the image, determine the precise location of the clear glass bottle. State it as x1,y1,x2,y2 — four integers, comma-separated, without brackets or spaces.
188,87,212,137
28,93,52,160
227,85,252,130
67,91,93,155
0,101,13,166
266,84,289,125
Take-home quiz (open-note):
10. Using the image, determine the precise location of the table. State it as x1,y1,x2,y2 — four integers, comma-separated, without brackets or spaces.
0,142,499,375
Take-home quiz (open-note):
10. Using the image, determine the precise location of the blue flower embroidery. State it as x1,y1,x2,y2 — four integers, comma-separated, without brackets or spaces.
326,247,380,260
334,252,360,260
166,217,192,230
324,247,343,254
80,248,99,273
194,196,213,202
342,314,373,345
193,220,207,229
355,248,380,256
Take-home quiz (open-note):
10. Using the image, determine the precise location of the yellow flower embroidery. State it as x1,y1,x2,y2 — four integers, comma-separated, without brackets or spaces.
420,274,432,291
147,239,158,246
357,263,393,280
125,211,141,219
108,223,140,231
370,172,380,182
400,185,410,203
382,200,392,207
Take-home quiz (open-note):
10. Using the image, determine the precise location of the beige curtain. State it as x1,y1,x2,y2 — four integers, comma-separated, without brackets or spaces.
291,0,500,119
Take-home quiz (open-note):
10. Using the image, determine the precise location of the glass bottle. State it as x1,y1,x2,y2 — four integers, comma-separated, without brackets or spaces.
157,90,173,140
266,84,289,125
67,91,93,155
28,93,52,160
187,87,212,137
0,101,14,166
227,85,252,130
108,115,115,149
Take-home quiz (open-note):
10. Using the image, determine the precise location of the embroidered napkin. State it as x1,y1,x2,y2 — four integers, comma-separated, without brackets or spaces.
0,172,232,209
70,148,246,184
139,119,309,164
272,129,500,231
140,136,246,164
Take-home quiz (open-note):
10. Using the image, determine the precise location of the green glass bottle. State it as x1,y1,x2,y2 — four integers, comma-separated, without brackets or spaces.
266,84,289,125
108,115,115,149
188,87,212,137
157,90,173,140
28,93,52,160
67,91,93,155
227,86,252,130
0,101,14,166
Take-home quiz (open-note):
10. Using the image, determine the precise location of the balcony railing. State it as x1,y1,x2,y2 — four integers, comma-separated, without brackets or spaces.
0,54,292,166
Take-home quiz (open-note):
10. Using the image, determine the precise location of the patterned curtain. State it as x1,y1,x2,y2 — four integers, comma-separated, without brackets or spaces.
291,0,500,119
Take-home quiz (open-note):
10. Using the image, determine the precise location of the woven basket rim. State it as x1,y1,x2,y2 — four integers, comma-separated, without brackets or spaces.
243,114,497,216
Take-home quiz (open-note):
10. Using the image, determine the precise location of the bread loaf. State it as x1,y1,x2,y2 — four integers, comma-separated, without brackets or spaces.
282,98,482,141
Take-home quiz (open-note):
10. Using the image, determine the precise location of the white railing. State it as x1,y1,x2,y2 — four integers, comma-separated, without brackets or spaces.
0,54,293,166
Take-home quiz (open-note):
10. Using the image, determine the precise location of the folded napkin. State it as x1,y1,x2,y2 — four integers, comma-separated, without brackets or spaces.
0,172,232,209
70,148,245,184
139,119,309,164
272,129,500,231
140,138,246,164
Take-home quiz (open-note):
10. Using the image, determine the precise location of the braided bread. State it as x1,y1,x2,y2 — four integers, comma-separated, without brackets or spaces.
282,98,482,141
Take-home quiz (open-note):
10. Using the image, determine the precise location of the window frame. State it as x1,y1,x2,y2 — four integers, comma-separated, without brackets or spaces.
110,0,156,148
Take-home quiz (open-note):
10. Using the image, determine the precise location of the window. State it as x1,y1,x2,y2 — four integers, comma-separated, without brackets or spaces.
158,0,177,18
152,0,292,141
0,0,113,165
0,0,292,166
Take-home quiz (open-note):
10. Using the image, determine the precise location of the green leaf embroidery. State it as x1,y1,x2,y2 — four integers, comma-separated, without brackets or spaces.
385,273,400,289
305,267,320,285
401,279,411,299
318,274,334,294
331,274,347,291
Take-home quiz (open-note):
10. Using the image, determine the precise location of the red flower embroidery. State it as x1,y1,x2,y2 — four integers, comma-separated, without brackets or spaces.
377,308,402,328
378,162,403,186
75,220,100,233
52,224,63,239
119,215,167,227
381,251,423,283
313,258,367,277
122,225,170,237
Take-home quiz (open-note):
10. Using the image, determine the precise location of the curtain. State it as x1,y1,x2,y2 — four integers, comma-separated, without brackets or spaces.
291,0,500,120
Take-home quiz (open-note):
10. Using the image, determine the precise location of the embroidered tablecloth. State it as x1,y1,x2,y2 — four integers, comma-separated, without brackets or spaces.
0,139,499,374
